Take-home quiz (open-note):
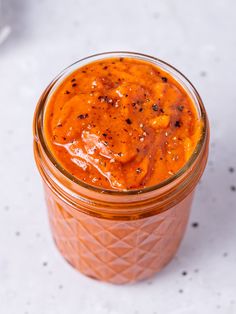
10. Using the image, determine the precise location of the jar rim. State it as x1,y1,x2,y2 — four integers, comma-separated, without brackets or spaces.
34,51,208,196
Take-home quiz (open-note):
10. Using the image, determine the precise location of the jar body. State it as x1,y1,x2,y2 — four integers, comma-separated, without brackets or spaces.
44,182,193,284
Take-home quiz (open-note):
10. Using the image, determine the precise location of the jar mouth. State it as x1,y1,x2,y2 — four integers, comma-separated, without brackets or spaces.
34,51,208,196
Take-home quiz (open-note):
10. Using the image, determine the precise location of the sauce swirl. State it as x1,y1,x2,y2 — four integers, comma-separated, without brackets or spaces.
44,57,201,190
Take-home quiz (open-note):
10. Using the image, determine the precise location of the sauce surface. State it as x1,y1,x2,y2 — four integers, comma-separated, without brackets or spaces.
44,57,201,190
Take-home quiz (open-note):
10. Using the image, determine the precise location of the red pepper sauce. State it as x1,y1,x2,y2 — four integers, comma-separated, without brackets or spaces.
44,57,201,190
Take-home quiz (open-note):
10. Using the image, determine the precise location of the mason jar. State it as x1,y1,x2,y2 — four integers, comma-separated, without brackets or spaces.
33,52,209,284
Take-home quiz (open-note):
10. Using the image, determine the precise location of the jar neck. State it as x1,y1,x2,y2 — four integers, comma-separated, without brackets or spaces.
34,124,209,220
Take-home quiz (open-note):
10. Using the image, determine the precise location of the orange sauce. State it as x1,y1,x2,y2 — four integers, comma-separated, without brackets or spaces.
44,57,201,190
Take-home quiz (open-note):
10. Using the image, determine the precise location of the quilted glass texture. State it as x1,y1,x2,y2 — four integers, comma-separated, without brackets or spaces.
45,184,193,284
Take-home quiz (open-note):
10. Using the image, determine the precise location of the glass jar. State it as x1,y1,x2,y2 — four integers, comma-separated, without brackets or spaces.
0,0,11,45
33,52,209,284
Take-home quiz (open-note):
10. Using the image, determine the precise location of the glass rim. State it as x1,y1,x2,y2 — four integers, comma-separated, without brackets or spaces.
35,51,208,196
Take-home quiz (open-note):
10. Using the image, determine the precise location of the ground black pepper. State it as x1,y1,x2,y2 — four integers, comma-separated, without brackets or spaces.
125,118,132,124
175,121,181,128
136,168,142,174
152,104,159,111
77,113,88,119
177,105,184,112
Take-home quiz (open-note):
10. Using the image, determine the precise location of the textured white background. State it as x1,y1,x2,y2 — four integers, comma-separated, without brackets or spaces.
0,0,236,313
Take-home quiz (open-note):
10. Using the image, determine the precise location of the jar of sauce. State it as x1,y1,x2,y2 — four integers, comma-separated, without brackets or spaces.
33,52,209,284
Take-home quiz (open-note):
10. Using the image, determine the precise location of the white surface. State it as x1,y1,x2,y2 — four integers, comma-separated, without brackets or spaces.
0,0,236,313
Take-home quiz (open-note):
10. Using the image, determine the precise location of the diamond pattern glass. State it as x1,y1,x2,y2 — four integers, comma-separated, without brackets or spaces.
44,184,193,284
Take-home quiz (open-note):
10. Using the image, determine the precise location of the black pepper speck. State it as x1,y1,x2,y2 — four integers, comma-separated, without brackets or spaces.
161,77,168,82
200,71,207,77
136,168,142,174
152,104,159,111
177,105,184,112
192,222,199,228
175,121,181,128
125,118,132,125
77,113,88,119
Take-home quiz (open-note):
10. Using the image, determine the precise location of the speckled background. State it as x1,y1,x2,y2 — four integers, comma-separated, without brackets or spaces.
0,0,235,313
